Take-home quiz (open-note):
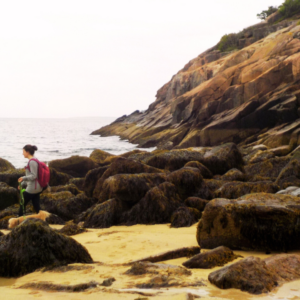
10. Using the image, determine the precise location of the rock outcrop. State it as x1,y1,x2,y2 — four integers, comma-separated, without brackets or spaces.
0,182,19,210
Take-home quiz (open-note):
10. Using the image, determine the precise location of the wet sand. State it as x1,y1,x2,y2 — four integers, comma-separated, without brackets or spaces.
0,224,299,299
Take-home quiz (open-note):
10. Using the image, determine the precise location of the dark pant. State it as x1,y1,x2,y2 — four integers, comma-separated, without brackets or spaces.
19,191,41,216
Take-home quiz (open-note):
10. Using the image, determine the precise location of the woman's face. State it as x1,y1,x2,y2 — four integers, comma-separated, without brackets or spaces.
23,149,29,158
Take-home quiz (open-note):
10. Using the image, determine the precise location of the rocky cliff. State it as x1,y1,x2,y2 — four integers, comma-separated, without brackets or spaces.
92,15,300,152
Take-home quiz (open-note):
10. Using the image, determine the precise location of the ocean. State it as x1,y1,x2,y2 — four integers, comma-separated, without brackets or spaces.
0,117,154,168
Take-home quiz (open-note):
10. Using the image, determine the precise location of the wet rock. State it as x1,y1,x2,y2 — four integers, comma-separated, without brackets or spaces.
49,168,72,187
214,181,279,199
68,178,85,191
83,166,109,197
220,168,245,181
183,246,241,269
0,158,15,172
75,198,128,228
93,157,163,199
184,197,209,212
0,219,93,277
208,254,300,294
197,193,300,251
101,277,116,287
0,182,19,210
0,169,25,188
59,223,87,236
40,192,97,221
49,155,98,178
184,161,213,178
89,149,115,164
129,246,200,264
170,207,201,228
125,262,192,276
99,173,167,204
121,182,183,225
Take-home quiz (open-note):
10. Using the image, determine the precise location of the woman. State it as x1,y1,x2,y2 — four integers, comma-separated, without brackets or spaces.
18,144,43,216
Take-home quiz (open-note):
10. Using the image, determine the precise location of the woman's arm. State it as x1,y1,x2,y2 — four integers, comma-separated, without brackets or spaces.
22,161,38,181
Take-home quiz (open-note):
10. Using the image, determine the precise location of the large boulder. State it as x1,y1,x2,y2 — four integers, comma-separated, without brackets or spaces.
121,182,183,225
99,173,167,204
0,182,19,210
170,207,201,228
0,169,25,188
197,193,300,252
276,159,300,188
49,156,98,178
83,166,109,197
49,168,72,187
208,254,300,294
40,192,97,221
214,181,279,199
184,161,213,178
75,198,128,228
0,219,93,277
220,168,246,181
89,149,115,164
93,158,163,199
0,158,15,172
184,197,209,212
45,184,81,196
183,246,240,269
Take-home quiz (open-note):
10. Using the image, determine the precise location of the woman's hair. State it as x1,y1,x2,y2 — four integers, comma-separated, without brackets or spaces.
23,144,38,155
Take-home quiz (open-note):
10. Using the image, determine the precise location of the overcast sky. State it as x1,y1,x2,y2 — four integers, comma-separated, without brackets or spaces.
0,0,284,118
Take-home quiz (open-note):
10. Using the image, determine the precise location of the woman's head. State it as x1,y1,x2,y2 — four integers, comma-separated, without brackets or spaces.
23,145,38,158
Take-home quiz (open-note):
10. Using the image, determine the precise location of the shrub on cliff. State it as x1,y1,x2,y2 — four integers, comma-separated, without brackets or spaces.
279,0,300,18
257,6,278,20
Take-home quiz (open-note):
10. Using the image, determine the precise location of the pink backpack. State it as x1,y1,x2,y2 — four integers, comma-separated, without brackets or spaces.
26,158,50,189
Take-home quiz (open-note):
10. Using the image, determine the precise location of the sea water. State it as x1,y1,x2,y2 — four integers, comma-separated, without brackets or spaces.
0,117,154,168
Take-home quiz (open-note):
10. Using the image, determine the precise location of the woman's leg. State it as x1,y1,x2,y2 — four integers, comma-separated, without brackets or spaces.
31,193,41,214
18,191,32,216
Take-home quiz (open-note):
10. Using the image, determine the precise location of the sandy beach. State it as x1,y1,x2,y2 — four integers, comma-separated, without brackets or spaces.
1,224,299,300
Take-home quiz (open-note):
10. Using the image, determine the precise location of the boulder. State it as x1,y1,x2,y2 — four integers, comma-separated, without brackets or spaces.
276,159,300,188
45,184,81,196
208,254,300,294
214,181,279,199
99,173,167,204
184,197,209,213
121,182,183,225
184,161,213,178
68,178,85,191
247,150,275,164
83,166,109,197
59,223,87,236
0,219,92,277
0,158,15,172
40,192,97,221
0,169,25,188
75,198,128,228
0,182,19,210
49,168,72,187
197,193,300,252
170,207,201,228
89,149,114,164
220,168,245,181
49,156,98,178
183,246,240,269
93,157,163,199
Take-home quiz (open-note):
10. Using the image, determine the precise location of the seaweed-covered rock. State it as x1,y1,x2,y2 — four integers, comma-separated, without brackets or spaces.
45,184,81,196
184,197,209,212
220,168,246,181
208,254,300,294
143,143,244,175
197,193,300,252
0,182,19,210
245,157,290,181
99,173,167,204
89,149,115,164
247,150,275,164
40,192,97,221
204,179,227,192
75,198,128,228
170,207,201,228
0,231,4,237
83,166,109,197
0,158,15,172
68,178,85,191
276,159,300,188
184,161,213,178
0,169,25,188
214,181,279,199
121,182,183,225
93,157,163,198
0,219,93,277
49,168,72,187
183,246,240,269
59,223,87,236
49,156,98,178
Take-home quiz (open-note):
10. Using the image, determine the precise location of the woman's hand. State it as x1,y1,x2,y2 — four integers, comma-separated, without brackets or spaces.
18,177,23,183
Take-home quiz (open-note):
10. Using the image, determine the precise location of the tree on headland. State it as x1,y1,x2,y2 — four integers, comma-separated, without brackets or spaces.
278,0,300,18
257,6,278,20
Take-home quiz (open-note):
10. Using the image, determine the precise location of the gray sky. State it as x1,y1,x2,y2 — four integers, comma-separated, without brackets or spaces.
0,0,284,118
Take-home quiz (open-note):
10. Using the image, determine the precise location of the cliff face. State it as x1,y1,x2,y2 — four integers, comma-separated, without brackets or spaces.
92,17,300,151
